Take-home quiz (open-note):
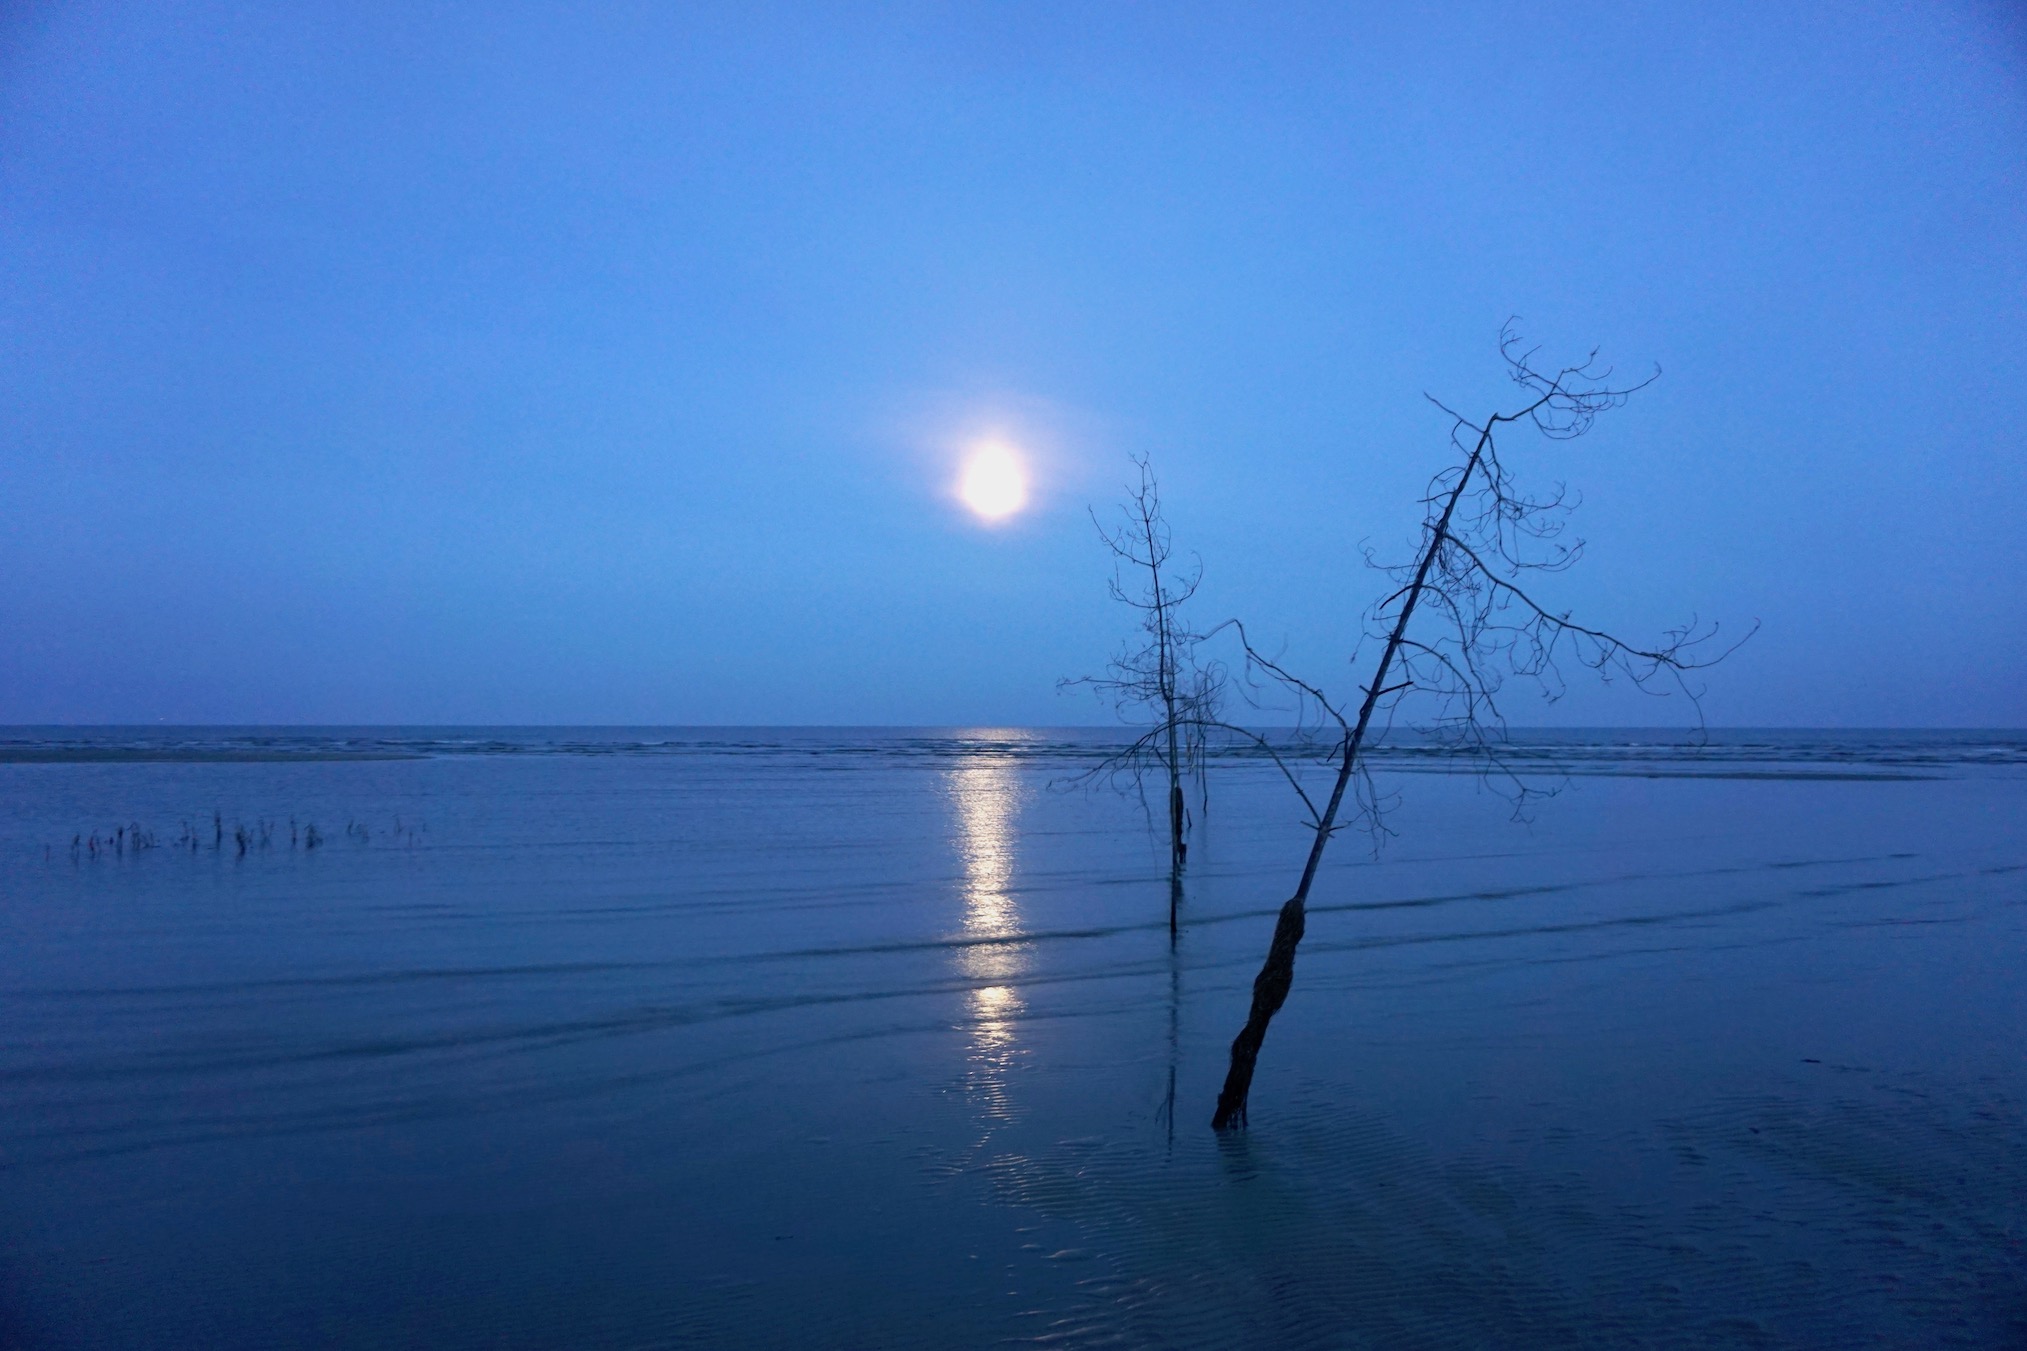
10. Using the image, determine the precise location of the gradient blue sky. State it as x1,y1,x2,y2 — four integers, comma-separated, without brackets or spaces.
3,2,2023,726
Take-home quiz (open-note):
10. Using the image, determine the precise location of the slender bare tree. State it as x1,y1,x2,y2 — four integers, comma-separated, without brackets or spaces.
1062,455,1221,936
1209,328,1755,1129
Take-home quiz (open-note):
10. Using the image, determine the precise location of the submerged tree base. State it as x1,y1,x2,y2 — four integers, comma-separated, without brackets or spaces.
1211,895,1307,1129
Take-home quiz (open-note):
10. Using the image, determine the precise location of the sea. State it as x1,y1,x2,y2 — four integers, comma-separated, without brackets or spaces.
1,727,2022,1348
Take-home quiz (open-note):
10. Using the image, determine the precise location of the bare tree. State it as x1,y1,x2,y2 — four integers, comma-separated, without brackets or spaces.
1062,455,1221,936
1209,328,1755,1129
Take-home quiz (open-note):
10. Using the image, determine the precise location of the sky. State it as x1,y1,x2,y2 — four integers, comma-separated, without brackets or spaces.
2,1,2023,727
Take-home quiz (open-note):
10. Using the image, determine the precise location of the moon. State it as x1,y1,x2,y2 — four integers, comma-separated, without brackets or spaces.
958,442,1029,521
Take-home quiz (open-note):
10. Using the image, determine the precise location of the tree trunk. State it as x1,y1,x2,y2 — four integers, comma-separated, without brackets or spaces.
1209,419,1496,1129
1210,896,1306,1128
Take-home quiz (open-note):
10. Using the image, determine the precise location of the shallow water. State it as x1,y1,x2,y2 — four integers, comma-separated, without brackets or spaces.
2,728,2023,1348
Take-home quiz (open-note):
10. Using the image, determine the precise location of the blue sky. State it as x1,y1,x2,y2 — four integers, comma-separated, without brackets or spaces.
2,2,2023,725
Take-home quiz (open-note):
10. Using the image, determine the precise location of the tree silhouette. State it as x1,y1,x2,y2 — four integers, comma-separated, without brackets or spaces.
1210,328,1756,1129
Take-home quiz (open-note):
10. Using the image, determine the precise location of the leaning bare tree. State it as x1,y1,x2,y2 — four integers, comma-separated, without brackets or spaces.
1209,328,1754,1129
1062,455,1221,936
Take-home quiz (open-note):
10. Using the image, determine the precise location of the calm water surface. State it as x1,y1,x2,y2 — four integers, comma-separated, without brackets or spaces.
1,728,2023,1348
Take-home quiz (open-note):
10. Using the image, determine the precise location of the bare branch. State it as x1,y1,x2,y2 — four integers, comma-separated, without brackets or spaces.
1211,328,1753,1131
1061,455,1225,936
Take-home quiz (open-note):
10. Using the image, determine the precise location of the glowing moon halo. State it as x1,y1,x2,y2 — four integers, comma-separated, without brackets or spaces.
957,443,1029,521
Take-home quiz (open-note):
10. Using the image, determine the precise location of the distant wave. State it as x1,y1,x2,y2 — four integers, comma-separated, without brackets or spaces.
2,726,2021,773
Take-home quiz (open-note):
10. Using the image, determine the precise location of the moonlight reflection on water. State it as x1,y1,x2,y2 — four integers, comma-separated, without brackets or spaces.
949,753,1030,1125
